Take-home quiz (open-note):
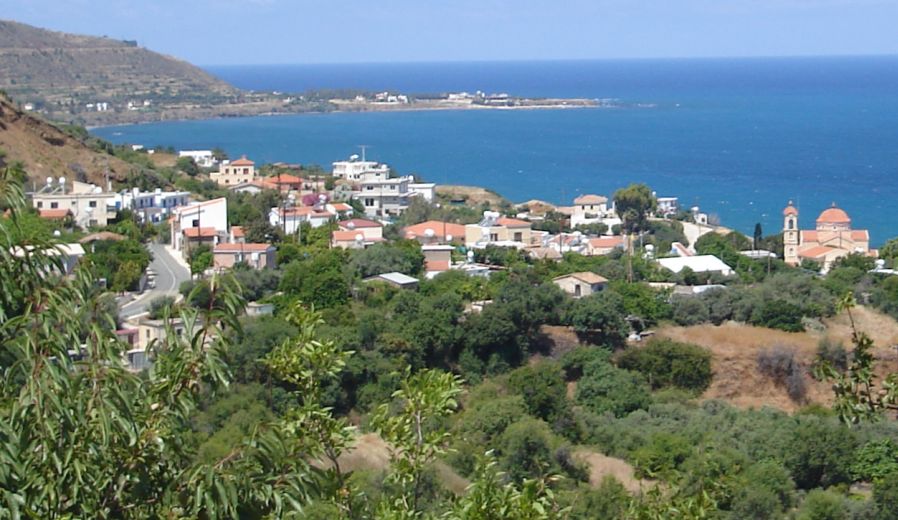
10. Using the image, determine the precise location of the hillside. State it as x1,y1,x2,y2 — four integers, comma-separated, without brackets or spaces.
0,92,132,185
0,19,237,123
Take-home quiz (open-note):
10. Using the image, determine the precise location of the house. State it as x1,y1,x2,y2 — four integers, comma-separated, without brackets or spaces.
331,219,385,249
422,245,454,277
134,317,186,351
170,198,228,252
229,226,246,243
213,243,276,270
178,150,216,168
246,301,275,317
332,155,391,182
657,255,734,276
117,188,191,223
408,182,437,202
228,181,266,195
656,196,679,217
270,206,336,234
587,235,626,256
403,220,466,244
211,156,256,186
464,211,534,248
31,180,118,229
552,272,609,298
364,272,419,290
38,208,73,223
12,243,86,275
783,201,873,273
260,173,304,192
354,171,414,218
571,194,609,228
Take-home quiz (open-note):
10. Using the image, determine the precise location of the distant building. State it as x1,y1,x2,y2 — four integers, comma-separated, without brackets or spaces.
31,180,118,229
354,171,414,218
332,155,390,182
170,198,228,252
571,194,609,228
783,201,873,273
178,150,217,168
587,236,626,256
211,156,256,186
553,272,609,298
408,182,437,203
464,211,534,248
331,219,385,249
656,196,679,217
422,245,454,277
213,243,276,270
364,272,419,290
657,255,734,277
117,188,190,223
403,220,466,245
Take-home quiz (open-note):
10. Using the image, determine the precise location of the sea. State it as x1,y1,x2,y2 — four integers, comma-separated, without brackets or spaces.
92,57,898,244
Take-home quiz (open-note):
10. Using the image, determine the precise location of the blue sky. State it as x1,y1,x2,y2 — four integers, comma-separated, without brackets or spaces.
4,0,898,65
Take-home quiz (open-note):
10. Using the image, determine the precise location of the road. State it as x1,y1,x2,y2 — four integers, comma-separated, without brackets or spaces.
120,243,191,319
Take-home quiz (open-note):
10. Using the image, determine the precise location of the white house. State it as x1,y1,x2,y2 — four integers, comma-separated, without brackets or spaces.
170,198,229,252
178,150,217,168
117,188,191,223
270,206,336,235
354,171,413,218
656,196,679,217
571,194,610,228
409,182,436,203
332,155,391,182
657,255,734,277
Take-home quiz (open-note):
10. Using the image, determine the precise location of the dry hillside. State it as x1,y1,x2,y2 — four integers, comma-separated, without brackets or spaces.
657,306,898,413
0,92,133,185
0,20,237,120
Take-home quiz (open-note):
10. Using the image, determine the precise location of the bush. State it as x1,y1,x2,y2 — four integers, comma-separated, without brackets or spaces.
498,417,557,481
617,338,713,392
757,345,807,402
795,489,846,520
751,299,805,332
575,360,651,418
814,337,848,373
560,346,612,380
874,473,898,520
507,362,570,427
784,416,858,490
670,295,710,326
147,295,176,319
632,432,692,478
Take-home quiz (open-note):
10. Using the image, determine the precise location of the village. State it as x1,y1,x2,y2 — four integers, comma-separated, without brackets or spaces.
23,147,885,373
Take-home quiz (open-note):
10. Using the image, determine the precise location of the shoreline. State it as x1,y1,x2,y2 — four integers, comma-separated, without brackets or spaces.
84,99,608,130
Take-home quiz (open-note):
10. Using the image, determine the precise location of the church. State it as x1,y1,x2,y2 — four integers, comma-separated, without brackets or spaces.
783,201,873,272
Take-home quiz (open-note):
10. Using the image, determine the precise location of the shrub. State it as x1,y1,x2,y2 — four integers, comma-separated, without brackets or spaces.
814,337,848,373
560,346,612,380
751,299,805,332
617,338,713,392
757,345,807,402
147,295,176,319
670,295,710,326
784,416,858,490
632,432,692,478
795,489,846,520
874,473,898,520
575,361,651,418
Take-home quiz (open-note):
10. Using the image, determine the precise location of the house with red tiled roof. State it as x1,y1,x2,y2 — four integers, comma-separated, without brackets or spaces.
586,235,626,256
403,220,466,245
170,198,228,252
331,219,385,249
783,201,873,273
211,156,256,186
213,243,276,270
553,272,609,298
38,208,73,220
464,211,534,249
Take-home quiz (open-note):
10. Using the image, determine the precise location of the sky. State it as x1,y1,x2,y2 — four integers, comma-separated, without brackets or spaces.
3,0,898,65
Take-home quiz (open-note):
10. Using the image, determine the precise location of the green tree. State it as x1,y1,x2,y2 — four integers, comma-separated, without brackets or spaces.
111,259,142,292
564,291,629,348
507,362,571,429
176,156,200,176
575,360,651,417
189,243,213,275
617,338,713,392
613,183,657,234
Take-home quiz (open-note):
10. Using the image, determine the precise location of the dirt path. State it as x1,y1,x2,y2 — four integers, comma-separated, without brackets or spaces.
573,449,648,494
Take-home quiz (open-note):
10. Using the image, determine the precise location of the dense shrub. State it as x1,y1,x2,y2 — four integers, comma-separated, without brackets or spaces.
757,345,807,402
670,295,710,326
575,360,651,417
784,416,858,490
560,346,612,380
617,338,713,392
814,337,848,374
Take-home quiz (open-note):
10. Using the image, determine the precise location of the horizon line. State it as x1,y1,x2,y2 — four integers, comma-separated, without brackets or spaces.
201,52,898,69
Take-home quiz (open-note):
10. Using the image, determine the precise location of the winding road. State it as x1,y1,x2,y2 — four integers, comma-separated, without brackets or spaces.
120,243,190,318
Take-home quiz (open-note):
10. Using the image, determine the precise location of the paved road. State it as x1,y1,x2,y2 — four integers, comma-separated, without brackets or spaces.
120,243,190,318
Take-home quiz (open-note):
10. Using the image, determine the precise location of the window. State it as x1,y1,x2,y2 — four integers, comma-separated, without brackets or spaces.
490,233,498,242
89,200,97,208
50,202,58,209
574,284,581,297
514,232,523,242
365,199,375,207
37,201,43,208
788,220,794,230
192,219,199,227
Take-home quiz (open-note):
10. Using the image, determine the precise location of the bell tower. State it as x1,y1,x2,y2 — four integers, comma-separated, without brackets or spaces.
783,200,799,265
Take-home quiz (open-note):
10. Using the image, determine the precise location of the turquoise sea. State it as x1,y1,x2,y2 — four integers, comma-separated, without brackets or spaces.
92,57,898,244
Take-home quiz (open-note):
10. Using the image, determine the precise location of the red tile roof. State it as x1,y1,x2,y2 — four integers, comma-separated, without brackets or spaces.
332,230,385,242
588,236,625,248
574,194,608,205
799,245,838,259
339,218,382,230
497,216,531,228
230,156,255,166
231,226,245,237
816,206,851,224
183,227,218,238
403,220,466,240
330,203,352,212
38,209,72,219
214,243,273,252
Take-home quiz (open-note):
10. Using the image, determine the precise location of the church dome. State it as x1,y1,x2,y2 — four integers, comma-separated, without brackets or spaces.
783,201,798,216
816,204,851,225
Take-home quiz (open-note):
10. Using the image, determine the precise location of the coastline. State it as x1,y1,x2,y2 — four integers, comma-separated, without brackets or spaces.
84,98,607,130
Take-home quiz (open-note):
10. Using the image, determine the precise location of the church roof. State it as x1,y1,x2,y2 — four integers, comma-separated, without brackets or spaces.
816,205,851,225
783,201,798,216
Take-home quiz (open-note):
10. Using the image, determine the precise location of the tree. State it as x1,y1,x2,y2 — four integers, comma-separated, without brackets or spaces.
189,243,213,275
507,362,571,428
575,360,651,417
176,156,200,176
111,259,142,292
613,184,657,234
753,223,763,250
498,418,557,482
211,147,228,162
564,291,629,348
348,241,425,278
617,338,713,392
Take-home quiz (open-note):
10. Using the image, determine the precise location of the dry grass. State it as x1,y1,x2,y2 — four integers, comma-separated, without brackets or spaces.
657,306,898,413
573,448,649,494
330,432,470,495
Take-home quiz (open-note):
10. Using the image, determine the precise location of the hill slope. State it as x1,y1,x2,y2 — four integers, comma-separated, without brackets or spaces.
0,19,237,121
0,92,133,185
